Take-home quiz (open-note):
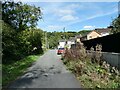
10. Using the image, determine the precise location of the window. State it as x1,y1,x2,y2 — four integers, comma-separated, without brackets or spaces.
89,36,92,38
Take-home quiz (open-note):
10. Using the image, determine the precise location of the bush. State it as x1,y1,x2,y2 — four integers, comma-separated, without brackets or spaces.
63,42,87,62
2,21,21,63
18,29,43,55
63,42,120,88
2,20,43,64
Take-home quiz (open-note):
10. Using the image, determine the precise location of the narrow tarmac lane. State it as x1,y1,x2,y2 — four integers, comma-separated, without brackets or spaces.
7,50,81,89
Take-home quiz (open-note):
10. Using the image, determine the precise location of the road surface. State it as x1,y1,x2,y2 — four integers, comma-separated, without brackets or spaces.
7,50,81,89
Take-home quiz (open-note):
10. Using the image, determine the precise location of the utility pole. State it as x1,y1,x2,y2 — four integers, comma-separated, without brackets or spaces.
44,31,47,50
48,42,49,49
63,27,65,40
63,27,67,46
45,32,48,49
44,31,45,49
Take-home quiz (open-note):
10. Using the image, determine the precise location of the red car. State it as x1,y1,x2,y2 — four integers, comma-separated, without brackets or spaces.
57,48,64,55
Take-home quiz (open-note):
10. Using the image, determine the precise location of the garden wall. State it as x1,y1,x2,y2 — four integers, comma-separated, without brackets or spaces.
102,52,120,70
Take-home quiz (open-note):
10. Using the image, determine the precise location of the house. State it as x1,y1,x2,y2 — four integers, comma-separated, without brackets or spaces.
80,30,101,41
58,40,66,49
95,28,111,36
80,27,112,41
67,37,76,49
75,35,82,43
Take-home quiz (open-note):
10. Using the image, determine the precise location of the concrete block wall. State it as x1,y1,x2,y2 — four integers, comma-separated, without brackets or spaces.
87,50,120,70
102,52,120,70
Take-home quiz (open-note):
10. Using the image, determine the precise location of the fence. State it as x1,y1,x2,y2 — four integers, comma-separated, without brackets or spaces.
87,50,120,70
102,52,120,70
82,32,120,53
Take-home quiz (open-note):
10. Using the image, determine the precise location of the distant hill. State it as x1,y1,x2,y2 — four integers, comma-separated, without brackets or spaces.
78,30,91,36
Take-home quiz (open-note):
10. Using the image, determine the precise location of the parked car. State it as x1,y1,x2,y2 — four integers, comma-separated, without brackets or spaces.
57,48,64,55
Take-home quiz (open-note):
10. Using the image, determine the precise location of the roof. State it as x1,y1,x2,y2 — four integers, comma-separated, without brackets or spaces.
68,37,76,41
75,34,82,38
81,28,111,37
81,32,91,37
87,30,101,36
94,28,111,34
59,40,66,42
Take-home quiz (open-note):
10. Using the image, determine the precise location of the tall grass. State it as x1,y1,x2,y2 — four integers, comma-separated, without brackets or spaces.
2,55,40,87
63,42,120,88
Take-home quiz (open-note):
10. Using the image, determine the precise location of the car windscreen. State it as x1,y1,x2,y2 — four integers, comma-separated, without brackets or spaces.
58,48,64,50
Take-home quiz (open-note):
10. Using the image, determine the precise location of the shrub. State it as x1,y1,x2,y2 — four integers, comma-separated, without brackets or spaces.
2,20,43,64
18,29,43,55
90,44,102,64
63,42,87,62
63,42,120,88
2,21,21,63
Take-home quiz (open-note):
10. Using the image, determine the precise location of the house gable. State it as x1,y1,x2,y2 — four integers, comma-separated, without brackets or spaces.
95,28,111,36
87,30,101,40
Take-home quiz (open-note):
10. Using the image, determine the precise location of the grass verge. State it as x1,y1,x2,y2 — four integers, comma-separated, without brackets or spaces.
2,55,40,87
63,44,120,88
64,58,120,88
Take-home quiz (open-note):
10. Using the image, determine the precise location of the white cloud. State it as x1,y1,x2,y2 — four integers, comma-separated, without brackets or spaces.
87,9,117,20
60,15,79,21
39,25,64,32
47,25,63,30
83,25,96,30
65,7,117,27
26,2,117,32
65,4,80,9
51,3,80,22
16,0,119,2
54,9,75,17
15,0,40,2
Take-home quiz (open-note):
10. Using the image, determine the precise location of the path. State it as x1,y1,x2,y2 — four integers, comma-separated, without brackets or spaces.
7,50,81,89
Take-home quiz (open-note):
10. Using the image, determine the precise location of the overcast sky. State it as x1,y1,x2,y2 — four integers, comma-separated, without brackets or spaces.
22,1,118,32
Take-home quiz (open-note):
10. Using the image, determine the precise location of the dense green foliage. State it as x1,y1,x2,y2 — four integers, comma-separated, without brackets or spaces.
2,20,43,64
18,29,43,55
2,21,19,63
111,15,120,34
47,30,90,49
63,43,120,88
2,0,42,31
2,55,39,86
2,1,43,64
78,30,91,36
47,31,81,49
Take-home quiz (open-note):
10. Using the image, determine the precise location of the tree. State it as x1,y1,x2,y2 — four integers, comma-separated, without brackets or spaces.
47,32,61,49
2,0,42,31
18,28,43,55
78,30,91,36
111,15,120,34
2,20,20,63
2,20,44,64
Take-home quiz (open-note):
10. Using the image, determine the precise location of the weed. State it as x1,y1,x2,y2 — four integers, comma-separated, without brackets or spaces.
63,42,120,88
2,55,39,87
